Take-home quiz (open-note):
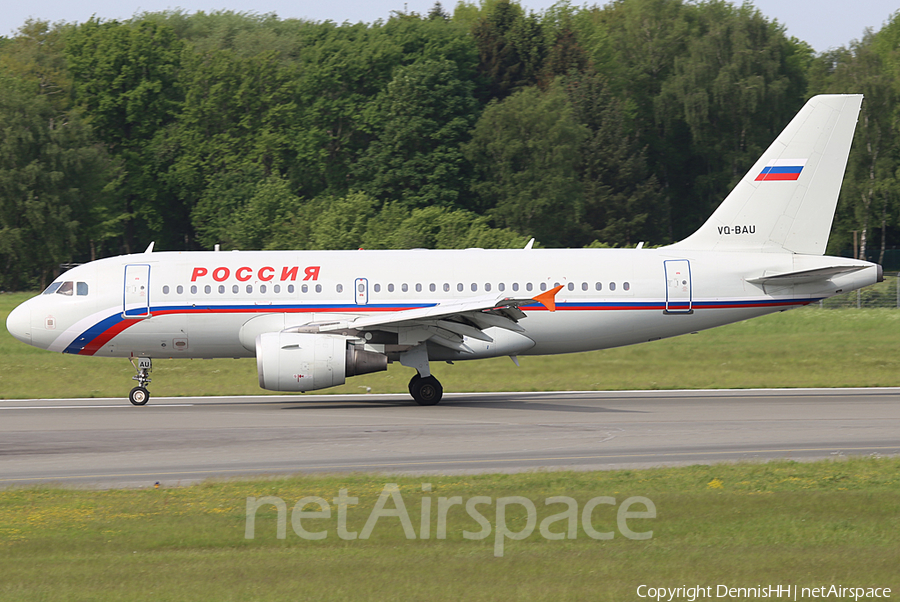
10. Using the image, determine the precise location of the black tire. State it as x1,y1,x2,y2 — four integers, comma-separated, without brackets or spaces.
408,373,421,396
410,375,442,406
129,386,150,406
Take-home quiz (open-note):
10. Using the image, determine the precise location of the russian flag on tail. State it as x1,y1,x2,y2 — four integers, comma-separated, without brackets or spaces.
755,158,807,181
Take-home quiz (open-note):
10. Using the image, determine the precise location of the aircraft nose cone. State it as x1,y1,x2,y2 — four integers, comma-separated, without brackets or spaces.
6,302,32,345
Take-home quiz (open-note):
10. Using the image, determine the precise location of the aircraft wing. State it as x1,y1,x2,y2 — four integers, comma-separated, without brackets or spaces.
299,285,563,353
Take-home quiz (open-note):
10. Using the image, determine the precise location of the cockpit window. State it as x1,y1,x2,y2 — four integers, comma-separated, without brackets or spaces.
42,282,63,295
76,282,89,296
56,281,74,296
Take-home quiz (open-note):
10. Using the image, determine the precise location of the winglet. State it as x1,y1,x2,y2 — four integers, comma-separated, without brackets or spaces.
532,285,563,312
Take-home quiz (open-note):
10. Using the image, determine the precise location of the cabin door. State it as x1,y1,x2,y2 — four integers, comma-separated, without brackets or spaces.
664,260,692,314
123,264,151,318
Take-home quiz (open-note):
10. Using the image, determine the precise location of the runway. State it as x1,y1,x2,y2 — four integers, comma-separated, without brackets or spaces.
1,388,899,488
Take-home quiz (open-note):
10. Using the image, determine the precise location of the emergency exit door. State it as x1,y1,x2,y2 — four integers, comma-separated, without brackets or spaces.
664,260,692,314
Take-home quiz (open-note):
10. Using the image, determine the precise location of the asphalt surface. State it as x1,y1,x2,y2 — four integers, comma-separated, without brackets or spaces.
1,388,898,488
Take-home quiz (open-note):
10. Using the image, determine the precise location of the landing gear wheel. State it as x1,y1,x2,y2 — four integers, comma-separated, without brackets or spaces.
129,357,152,406
129,386,150,406
410,375,442,406
408,373,421,396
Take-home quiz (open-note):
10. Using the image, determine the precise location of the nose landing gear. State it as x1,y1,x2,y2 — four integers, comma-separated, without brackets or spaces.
129,357,152,406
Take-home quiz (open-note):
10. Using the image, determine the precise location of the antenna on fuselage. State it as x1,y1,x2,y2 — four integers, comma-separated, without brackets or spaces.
524,238,535,250
143,242,155,253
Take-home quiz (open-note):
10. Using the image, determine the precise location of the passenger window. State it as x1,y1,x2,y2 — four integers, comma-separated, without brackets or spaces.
526,283,533,292
471,283,477,292
581,282,588,291
540,283,547,292
218,285,225,294
498,283,505,292
512,283,519,292
374,284,381,293
416,283,422,293
567,282,574,291
204,285,211,294
402,283,408,292
457,283,464,292
191,285,198,295
57,281,74,296
624,282,630,291
315,284,322,293
302,284,308,293
288,284,295,293
485,283,491,292
595,282,602,291
163,285,170,295
388,284,394,293
443,283,450,292
177,285,184,294
247,285,253,294
260,285,267,294
610,282,616,291
232,285,239,294
430,283,436,292
275,284,282,293
336,284,342,293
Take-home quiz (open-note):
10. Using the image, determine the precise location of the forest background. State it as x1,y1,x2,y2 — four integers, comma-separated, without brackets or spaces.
2,0,899,290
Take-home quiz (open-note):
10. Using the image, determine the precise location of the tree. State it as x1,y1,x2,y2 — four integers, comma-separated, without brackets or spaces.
463,84,587,246
470,0,547,101
352,59,479,209
65,18,184,253
565,74,668,246
0,76,112,289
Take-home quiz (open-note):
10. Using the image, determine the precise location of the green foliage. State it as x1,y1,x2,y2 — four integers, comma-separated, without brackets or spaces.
464,84,587,246
565,73,668,246
353,58,479,209
65,18,185,253
0,76,112,289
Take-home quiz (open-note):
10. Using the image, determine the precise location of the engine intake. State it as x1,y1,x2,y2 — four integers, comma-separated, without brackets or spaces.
256,332,387,392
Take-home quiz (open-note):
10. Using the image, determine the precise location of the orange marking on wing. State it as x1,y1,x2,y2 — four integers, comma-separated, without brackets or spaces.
532,284,564,312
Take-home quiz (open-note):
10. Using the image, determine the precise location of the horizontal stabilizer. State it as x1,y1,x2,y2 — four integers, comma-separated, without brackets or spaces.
747,265,865,285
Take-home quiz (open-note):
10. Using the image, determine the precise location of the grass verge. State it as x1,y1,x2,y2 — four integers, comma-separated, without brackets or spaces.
1,458,897,601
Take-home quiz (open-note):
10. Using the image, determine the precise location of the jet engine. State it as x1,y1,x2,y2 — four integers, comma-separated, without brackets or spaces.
256,332,387,392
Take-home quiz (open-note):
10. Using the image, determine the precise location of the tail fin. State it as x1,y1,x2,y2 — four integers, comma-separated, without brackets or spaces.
671,94,862,255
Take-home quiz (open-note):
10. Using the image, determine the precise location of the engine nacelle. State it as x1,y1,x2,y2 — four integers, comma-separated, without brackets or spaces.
256,332,387,392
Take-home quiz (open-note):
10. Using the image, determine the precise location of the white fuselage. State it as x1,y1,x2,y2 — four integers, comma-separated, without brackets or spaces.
7,247,879,362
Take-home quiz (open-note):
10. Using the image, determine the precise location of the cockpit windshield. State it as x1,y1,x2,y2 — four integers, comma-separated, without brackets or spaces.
41,281,89,296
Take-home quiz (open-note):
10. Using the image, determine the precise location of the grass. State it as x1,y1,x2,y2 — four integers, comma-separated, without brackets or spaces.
4,291,900,399
0,458,897,601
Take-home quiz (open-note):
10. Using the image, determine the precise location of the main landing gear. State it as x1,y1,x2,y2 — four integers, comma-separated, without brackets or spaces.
129,357,152,406
408,373,443,406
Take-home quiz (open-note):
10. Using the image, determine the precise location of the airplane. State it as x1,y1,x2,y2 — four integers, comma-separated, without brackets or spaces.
5,94,882,406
